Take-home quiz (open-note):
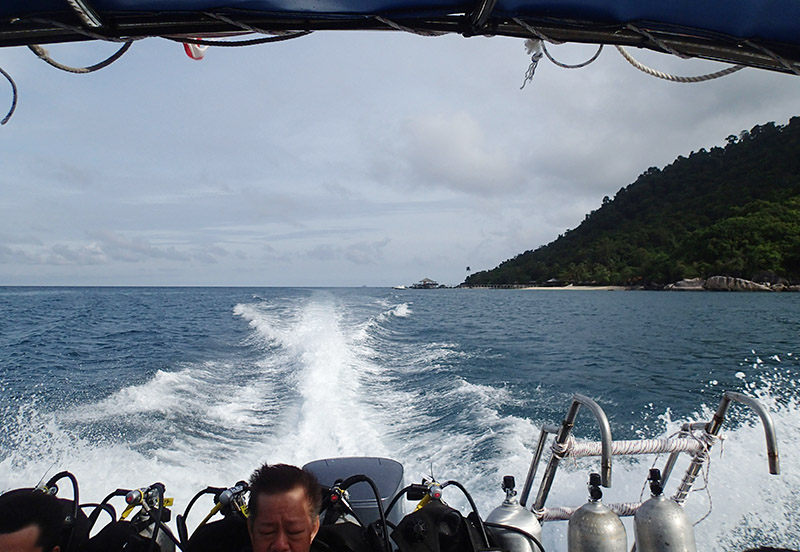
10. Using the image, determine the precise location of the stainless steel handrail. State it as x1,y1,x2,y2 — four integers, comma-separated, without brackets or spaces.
532,394,613,512
519,424,559,508
672,391,780,504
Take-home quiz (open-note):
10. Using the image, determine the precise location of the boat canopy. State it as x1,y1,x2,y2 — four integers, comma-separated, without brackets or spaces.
1,0,800,74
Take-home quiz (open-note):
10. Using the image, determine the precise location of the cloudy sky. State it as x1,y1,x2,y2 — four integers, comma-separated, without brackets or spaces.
0,32,798,286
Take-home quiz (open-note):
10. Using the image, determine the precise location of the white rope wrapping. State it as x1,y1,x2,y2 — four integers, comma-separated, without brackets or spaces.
513,18,565,45
564,437,706,458
615,45,745,83
626,24,691,59
541,502,642,521
374,16,445,36
743,40,800,76
28,17,146,43
550,435,573,456
205,12,296,35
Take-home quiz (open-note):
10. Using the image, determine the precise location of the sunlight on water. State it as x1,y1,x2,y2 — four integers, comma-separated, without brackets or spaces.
1,291,798,550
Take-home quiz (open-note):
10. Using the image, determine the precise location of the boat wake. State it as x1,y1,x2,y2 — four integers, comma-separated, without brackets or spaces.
1,292,798,550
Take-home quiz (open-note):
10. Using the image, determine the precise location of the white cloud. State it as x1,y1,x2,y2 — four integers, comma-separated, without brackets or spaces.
390,111,519,195
1,34,799,285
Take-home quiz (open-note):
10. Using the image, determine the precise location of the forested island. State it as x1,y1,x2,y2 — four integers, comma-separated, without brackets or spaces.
464,117,800,289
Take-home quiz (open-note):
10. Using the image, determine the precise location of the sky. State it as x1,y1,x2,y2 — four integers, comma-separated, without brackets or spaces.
0,31,799,286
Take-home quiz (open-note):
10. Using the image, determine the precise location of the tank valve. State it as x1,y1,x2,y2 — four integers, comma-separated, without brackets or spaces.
634,469,696,552
588,472,603,502
647,469,663,497
486,475,542,552
502,475,517,501
568,473,627,552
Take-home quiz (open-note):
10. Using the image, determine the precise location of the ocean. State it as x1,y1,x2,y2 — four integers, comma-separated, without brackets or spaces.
1,286,798,550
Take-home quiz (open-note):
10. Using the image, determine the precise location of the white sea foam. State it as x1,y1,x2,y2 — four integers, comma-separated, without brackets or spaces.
1,295,798,550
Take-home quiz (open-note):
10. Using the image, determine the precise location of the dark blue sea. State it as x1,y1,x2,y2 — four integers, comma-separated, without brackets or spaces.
1,287,798,550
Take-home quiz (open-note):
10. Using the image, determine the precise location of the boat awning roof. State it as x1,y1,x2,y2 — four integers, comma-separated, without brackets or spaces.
2,0,799,73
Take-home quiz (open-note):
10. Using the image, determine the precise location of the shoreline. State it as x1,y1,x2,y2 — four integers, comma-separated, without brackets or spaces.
520,285,631,291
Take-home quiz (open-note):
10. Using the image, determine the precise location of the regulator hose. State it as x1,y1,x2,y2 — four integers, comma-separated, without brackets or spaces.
147,483,166,552
86,489,129,534
80,503,116,527
45,471,80,552
384,484,425,517
329,474,392,552
442,480,490,548
484,521,546,552
177,486,225,545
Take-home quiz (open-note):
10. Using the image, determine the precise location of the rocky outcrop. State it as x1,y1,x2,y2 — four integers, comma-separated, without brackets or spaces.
663,276,799,291
664,278,706,291
704,276,773,291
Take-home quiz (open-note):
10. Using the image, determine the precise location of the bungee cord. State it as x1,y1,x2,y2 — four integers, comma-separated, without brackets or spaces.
27,42,132,74
0,9,788,125
513,19,748,85
0,64,17,125
0,13,313,124
162,32,312,47
542,42,603,69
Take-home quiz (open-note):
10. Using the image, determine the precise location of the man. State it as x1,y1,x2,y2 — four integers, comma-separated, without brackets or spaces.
0,489,65,552
247,464,321,552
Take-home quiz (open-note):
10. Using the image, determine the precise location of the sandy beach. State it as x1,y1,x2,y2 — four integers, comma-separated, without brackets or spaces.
521,285,631,291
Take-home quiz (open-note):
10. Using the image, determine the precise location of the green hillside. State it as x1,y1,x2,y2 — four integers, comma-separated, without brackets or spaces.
465,117,800,287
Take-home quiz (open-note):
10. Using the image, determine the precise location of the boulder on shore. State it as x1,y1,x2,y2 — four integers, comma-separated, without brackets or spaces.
664,278,706,291
705,276,772,291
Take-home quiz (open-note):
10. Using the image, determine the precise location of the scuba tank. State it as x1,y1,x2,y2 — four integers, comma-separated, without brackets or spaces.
568,473,627,552
485,476,543,552
634,469,696,552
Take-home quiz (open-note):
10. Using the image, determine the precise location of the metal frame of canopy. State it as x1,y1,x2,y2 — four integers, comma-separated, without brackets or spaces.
0,0,799,74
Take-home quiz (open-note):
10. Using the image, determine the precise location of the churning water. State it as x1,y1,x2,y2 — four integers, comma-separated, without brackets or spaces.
1,287,798,550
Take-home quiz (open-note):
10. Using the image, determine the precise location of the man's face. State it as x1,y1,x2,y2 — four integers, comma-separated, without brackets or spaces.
0,524,55,552
248,487,320,552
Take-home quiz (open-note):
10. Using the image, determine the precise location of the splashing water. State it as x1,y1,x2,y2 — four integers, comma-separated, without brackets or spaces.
1,287,798,550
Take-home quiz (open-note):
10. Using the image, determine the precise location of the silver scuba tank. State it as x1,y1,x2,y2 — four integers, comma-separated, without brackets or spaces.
634,469,696,552
568,473,627,552
485,476,543,552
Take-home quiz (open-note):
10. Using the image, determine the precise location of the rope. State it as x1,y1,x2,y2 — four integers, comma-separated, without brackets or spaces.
540,502,642,521
204,12,297,36
626,24,691,59
542,42,603,69
515,24,602,86
28,18,144,43
29,16,311,47
0,65,18,125
743,40,800,76
374,16,445,36
690,457,714,525
163,32,311,47
551,434,705,458
520,47,543,89
512,18,565,45
550,434,573,456
615,45,745,83
688,428,723,525
566,437,706,458
27,42,132,74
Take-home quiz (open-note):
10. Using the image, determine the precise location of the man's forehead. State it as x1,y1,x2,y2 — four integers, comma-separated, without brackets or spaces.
259,486,310,501
0,524,42,551
255,487,314,514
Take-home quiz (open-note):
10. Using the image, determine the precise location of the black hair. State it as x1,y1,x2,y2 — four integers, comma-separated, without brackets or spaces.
247,464,321,524
0,489,65,551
